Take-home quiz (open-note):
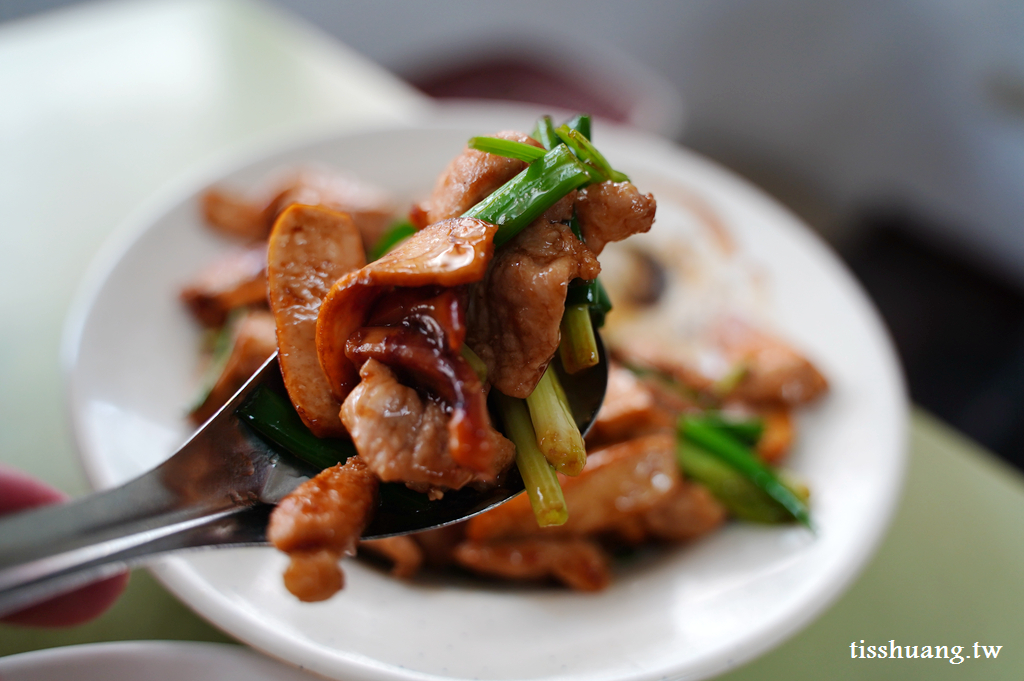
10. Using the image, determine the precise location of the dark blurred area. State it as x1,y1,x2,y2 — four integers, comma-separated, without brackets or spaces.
844,212,1024,469
4,0,1023,469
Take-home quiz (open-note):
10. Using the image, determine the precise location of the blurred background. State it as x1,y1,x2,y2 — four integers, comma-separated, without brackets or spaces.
3,0,1023,469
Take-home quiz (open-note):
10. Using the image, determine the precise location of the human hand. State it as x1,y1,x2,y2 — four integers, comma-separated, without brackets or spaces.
0,465,128,627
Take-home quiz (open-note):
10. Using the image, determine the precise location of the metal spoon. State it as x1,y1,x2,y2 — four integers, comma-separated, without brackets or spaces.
0,339,607,617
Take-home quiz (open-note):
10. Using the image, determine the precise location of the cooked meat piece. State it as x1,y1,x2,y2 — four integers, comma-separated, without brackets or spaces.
587,363,677,447
453,538,611,591
281,550,344,602
267,456,378,601
317,217,498,401
466,217,600,398
366,286,467,352
267,204,365,437
202,168,397,246
753,407,795,464
714,318,828,406
346,326,497,474
419,131,542,226
360,536,424,579
637,481,727,542
466,433,680,542
611,316,828,407
202,191,264,241
180,243,268,327
411,524,466,567
340,360,514,491
574,181,656,255
190,310,277,423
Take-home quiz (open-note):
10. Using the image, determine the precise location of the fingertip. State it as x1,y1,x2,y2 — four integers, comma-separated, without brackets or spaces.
1,572,130,628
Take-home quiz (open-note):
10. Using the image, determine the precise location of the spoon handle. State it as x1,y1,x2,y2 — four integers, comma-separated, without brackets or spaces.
0,478,271,617
0,356,311,618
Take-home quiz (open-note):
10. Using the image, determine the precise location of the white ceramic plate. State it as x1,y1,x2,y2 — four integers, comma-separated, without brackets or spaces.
0,641,317,681
63,107,906,681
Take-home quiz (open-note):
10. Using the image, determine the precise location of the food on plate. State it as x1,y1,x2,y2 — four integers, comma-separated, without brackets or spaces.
180,114,826,598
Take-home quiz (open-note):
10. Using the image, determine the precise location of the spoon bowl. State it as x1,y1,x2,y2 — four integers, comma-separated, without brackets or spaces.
0,338,607,618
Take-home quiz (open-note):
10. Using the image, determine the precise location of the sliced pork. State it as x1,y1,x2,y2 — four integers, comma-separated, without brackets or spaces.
418,131,542,226
453,538,610,592
267,203,365,437
180,243,268,327
203,168,396,246
466,213,600,398
267,456,379,602
574,181,656,255
340,360,514,493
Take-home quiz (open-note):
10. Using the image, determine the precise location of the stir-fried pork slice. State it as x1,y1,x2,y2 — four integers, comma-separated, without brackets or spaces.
346,324,497,474
635,481,727,543
714,318,829,406
466,213,600,398
203,169,396,245
587,362,678,447
267,456,378,602
340,360,514,491
360,536,424,579
466,433,680,542
190,310,277,423
453,538,610,591
613,316,828,407
417,131,542,227
180,243,268,327
317,217,498,400
267,204,365,437
574,181,657,255
411,524,466,567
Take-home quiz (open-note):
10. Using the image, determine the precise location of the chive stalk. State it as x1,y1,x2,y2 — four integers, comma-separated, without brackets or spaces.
237,383,356,470
525,364,587,476
461,344,488,382
563,113,592,141
559,303,599,374
189,309,243,414
565,277,613,328
696,412,765,447
531,115,559,150
678,416,811,527
464,144,590,246
554,125,629,184
497,393,568,526
468,137,547,163
677,440,805,524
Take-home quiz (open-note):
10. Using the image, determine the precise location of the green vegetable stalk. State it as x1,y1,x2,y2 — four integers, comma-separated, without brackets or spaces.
496,392,569,527
678,415,811,527
468,136,546,163
559,303,599,374
464,144,590,246
525,364,587,476
237,383,356,470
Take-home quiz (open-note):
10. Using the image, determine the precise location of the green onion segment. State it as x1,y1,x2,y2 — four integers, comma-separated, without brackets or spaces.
237,383,356,470
559,303,600,374
496,392,569,527
464,144,590,247
678,415,811,527
468,136,547,163
525,364,587,476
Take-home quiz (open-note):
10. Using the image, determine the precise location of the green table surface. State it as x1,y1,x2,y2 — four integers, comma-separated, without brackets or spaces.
2,2,1022,679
